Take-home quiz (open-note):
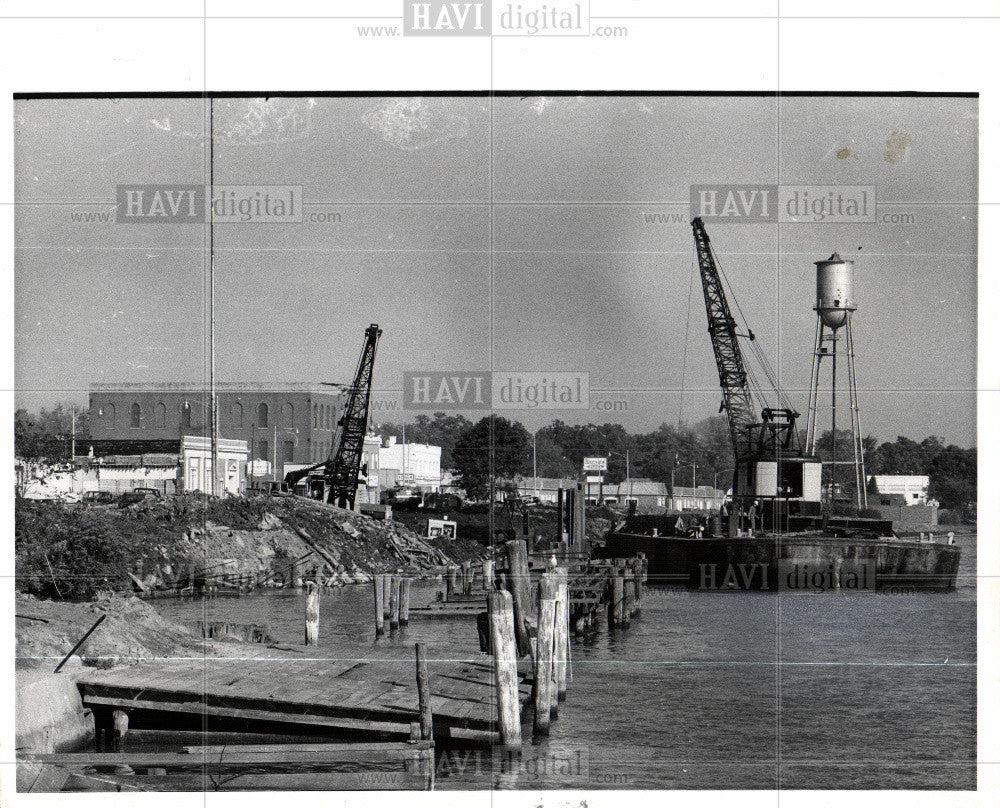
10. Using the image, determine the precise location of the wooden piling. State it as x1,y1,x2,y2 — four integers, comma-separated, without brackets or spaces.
554,568,569,704
632,559,643,613
608,573,624,629
463,561,473,594
623,568,634,623
446,566,458,600
389,576,401,631
112,710,129,753
483,559,494,589
93,708,113,753
488,589,521,751
400,578,411,626
373,575,386,637
304,582,320,646
414,643,433,741
382,574,392,618
405,723,421,773
533,574,558,737
504,539,532,657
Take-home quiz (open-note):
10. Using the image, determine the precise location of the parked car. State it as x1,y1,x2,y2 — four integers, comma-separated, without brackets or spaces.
82,490,117,504
421,492,463,512
118,487,162,507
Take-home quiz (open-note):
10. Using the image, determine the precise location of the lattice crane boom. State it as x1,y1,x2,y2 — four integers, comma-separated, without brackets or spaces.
691,217,758,459
284,323,382,509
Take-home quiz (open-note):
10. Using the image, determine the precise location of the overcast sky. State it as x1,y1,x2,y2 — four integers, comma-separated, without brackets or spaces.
14,94,977,446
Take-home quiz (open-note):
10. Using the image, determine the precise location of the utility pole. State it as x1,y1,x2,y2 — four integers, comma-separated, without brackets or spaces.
273,424,278,481
208,97,218,497
249,424,255,490
70,405,76,460
532,431,538,497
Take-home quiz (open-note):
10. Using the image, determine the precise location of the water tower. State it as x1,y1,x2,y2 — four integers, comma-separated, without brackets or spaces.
804,253,868,509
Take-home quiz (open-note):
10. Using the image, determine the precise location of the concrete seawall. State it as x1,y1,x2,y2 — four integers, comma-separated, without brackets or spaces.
16,663,93,754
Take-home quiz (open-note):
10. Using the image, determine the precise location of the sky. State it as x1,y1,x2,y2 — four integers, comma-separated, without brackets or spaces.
14,94,978,446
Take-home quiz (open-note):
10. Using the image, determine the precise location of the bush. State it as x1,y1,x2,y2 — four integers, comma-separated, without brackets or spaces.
15,499,172,600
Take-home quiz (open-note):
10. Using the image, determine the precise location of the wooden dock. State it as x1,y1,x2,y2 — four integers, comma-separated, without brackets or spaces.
409,552,647,634
20,741,436,791
75,652,532,745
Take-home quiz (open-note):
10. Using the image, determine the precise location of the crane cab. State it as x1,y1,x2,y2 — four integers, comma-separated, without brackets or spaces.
732,408,824,527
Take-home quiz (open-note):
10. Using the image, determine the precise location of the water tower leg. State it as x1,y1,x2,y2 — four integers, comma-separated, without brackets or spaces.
805,316,824,454
846,314,868,509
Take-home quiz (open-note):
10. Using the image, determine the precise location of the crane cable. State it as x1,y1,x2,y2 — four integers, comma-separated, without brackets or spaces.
677,251,698,428
706,239,795,414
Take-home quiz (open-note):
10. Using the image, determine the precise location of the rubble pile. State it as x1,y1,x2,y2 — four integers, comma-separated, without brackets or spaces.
16,494,485,601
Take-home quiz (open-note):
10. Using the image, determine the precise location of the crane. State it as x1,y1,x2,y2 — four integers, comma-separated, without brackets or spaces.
690,218,822,528
284,323,383,509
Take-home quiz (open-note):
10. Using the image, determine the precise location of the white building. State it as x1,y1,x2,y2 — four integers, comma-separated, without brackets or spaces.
668,485,728,512
515,476,580,504
868,475,930,505
181,436,249,495
606,479,671,513
358,435,382,504
379,436,441,492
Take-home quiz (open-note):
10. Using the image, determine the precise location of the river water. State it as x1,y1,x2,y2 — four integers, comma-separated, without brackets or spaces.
153,532,976,790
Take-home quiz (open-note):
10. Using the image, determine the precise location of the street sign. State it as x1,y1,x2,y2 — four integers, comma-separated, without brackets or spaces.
585,475,604,484
583,456,608,472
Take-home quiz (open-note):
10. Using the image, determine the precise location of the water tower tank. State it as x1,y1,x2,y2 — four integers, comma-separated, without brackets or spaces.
814,252,856,330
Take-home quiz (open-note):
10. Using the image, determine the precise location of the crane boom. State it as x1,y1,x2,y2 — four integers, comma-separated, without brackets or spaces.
284,323,382,509
691,217,757,458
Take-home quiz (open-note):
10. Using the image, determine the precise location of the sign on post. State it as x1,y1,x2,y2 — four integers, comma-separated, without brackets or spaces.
582,457,608,472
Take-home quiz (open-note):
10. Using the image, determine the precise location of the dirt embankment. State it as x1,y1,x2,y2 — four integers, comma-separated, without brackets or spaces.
15,592,210,672
16,494,485,601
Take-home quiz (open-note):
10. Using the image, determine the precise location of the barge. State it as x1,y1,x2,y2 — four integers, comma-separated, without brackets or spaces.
600,515,961,591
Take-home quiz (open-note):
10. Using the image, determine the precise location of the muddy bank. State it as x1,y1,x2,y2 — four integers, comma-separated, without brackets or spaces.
16,494,484,600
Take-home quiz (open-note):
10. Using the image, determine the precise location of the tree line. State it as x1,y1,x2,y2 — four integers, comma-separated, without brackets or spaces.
375,412,976,511
16,405,975,513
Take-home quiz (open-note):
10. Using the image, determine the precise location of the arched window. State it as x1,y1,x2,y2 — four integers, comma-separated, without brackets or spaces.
232,402,243,428
257,402,268,428
283,402,294,427
313,403,318,428
130,403,141,428
181,401,192,428
105,403,116,428
323,404,330,429
154,402,166,428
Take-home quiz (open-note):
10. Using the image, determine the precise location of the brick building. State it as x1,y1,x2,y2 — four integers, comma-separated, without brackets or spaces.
87,383,344,482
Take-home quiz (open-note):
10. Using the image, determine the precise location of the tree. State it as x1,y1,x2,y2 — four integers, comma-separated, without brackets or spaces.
926,445,976,510
452,415,531,500
14,404,90,459
811,428,879,499
372,412,471,467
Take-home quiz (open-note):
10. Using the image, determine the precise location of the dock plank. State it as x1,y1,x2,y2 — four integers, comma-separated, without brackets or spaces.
78,653,532,737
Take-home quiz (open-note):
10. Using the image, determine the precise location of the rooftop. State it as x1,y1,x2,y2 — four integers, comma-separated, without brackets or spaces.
90,382,344,397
